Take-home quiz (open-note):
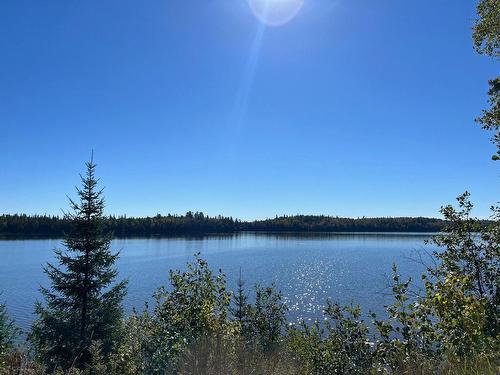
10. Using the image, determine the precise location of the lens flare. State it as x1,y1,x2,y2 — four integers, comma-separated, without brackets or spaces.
248,0,304,27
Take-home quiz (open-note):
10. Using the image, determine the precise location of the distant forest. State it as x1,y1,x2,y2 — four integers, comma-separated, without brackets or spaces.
0,213,448,237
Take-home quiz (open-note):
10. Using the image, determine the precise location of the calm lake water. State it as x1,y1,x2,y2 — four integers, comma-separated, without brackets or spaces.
0,233,437,332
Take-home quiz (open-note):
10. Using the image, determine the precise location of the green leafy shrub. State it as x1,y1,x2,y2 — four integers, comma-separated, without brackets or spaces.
115,253,235,373
426,192,499,356
287,301,373,374
239,284,288,352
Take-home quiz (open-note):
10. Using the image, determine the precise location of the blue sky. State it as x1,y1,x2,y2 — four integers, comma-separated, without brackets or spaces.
0,0,498,220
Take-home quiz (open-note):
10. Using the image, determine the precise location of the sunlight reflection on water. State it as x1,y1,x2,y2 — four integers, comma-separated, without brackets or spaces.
0,233,435,332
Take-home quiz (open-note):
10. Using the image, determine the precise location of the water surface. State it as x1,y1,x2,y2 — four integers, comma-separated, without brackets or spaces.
0,233,436,332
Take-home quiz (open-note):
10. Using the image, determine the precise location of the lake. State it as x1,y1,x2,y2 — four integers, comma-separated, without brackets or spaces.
0,233,437,332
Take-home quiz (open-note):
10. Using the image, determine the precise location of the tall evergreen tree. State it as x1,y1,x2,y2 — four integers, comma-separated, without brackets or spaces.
231,268,249,326
31,157,127,370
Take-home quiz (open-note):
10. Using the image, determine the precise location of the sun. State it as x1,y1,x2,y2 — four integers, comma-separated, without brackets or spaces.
248,0,305,27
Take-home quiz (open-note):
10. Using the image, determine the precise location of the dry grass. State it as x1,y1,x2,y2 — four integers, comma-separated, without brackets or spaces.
371,354,500,375
2,344,498,375
177,336,302,375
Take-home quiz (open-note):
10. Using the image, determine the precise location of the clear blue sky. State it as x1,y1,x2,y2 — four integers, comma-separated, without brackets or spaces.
0,0,498,220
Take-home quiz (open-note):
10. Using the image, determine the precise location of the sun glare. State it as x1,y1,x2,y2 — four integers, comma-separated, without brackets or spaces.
248,0,305,26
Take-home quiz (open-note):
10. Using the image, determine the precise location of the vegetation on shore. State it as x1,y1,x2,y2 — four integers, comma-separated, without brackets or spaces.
0,213,448,237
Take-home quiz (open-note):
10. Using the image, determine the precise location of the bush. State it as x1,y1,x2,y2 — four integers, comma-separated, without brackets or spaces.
287,301,373,374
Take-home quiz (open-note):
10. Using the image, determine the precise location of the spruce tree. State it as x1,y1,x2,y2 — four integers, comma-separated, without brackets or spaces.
31,157,127,370
231,268,249,326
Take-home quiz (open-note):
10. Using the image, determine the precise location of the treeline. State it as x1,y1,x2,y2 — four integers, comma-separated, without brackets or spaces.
247,215,445,233
0,213,447,237
0,213,239,237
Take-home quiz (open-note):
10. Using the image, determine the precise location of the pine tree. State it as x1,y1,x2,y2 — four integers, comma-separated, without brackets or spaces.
31,157,127,370
231,268,249,325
